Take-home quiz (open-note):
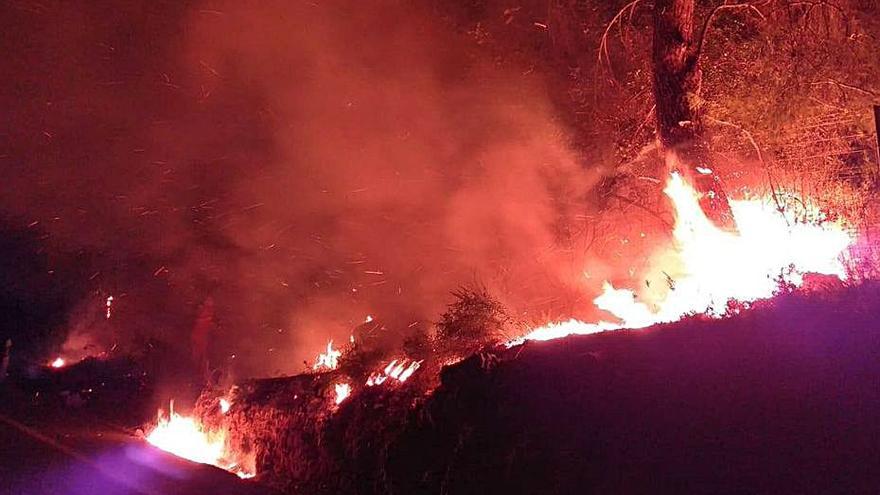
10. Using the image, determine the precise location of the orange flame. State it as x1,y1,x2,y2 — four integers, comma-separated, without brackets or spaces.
147,173,850,476
145,403,254,479
513,172,853,344
313,340,342,371
366,359,422,386
334,382,352,405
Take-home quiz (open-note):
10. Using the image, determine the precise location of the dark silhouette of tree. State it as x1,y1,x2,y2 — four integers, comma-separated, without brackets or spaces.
652,0,735,229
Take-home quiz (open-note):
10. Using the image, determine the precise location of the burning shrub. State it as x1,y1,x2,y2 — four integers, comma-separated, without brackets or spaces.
336,343,386,382
146,282,880,494
434,288,514,360
326,288,515,385
401,326,432,362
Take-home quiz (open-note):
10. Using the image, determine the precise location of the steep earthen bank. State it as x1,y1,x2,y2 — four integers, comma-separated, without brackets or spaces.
204,283,880,494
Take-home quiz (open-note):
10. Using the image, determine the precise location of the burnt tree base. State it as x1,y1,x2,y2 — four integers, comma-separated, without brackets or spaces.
667,146,738,231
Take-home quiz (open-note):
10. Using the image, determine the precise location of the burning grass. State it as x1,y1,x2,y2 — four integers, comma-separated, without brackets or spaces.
509,171,854,344
141,170,865,488
167,282,880,493
146,402,255,479
435,287,515,359
186,369,427,491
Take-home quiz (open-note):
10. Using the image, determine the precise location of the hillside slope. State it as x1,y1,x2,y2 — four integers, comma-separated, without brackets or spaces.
215,283,880,494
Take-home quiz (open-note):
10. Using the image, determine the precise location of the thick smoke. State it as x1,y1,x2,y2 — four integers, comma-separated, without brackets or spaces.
1,1,606,377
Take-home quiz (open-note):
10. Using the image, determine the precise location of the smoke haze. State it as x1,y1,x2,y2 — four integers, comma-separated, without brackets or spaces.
1,0,608,377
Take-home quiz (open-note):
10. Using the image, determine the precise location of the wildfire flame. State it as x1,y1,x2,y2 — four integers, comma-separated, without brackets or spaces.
513,172,853,344
145,172,851,479
313,340,342,371
366,359,422,386
50,357,66,368
145,404,254,479
334,382,352,404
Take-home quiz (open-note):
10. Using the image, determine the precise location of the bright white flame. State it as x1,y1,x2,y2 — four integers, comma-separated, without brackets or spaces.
594,283,655,329
50,357,65,368
146,406,254,479
313,340,342,371
366,359,422,386
334,382,352,405
105,295,114,319
219,398,231,414
635,173,851,322
364,315,373,323
507,319,613,347
514,172,854,344
397,360,422,382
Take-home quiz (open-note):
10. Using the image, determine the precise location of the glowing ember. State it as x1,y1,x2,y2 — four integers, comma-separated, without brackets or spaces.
313,340,342,371
364,315,373,323
219,398,231,414
105,295,114,319
334,382,352,404
513,172,853,344
145,404,254,479
50,357,65,368
366,359,422,386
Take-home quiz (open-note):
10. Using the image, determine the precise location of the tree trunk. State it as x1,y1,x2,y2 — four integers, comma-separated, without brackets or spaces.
653,0,735,229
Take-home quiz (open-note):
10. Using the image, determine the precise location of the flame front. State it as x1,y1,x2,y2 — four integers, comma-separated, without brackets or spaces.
145,407,254,479
366,359,422,386
143,172,852,478
516,172,853,343
334,382,352,404
645,173,851,320
313,340,342,371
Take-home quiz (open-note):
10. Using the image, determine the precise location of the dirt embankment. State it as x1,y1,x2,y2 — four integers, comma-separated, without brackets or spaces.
209,283,880,494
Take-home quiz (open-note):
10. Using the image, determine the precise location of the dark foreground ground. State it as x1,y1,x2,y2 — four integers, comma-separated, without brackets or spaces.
0,358,270,495
410,284,880,495
3,283,880,494
215,282,880,495
0,410,268,495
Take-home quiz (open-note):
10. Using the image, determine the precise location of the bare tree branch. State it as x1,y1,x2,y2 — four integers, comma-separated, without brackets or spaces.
630,104,657,143
694,1,768,72
598,0,644,81
707,115,787,221
608,192,674,232
810,79,880,98
707,115,765,165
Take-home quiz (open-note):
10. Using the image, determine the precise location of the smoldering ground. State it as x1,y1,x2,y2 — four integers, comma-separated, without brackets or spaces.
0,0,624,378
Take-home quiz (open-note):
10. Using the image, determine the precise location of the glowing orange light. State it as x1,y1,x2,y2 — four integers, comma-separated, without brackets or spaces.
313,340,341,371
366,359,421,386
334,382,352,405
145,403,254,479
511,172,853,344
